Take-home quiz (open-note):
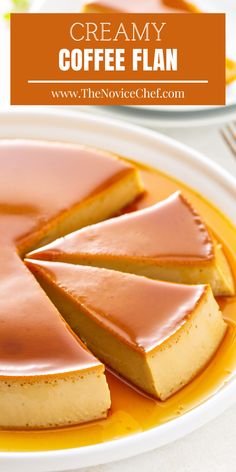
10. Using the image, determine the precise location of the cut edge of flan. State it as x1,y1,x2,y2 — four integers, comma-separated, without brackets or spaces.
147,284,227,399
17,147,144,256
65,237,233,297
27,192,235,297
25,260,227,401
0,364,111,430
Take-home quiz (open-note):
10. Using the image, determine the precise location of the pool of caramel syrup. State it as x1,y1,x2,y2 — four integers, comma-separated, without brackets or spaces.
1,163,236,452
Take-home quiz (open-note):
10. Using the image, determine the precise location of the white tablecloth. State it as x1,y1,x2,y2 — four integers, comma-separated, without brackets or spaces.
0,2,236,471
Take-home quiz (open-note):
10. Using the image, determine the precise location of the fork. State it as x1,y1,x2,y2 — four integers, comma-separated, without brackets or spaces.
220,122,236,159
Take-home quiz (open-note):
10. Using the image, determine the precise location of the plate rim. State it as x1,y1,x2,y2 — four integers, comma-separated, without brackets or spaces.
0,108,236,472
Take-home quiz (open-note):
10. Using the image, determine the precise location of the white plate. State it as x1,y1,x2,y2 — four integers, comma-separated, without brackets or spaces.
31,0,236,112
0,109,236,472
76,104,236,128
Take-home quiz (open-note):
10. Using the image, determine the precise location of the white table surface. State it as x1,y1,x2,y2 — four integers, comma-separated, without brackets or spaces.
0,2,236,471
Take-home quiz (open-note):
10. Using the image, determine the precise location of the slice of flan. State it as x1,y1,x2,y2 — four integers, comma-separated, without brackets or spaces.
82,0,236,85
26,260,227,400
1,140,143,255
28,192,234,297
0,251,110,430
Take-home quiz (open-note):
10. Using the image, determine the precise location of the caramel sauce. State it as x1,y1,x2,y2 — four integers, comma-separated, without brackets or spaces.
1,163,236,452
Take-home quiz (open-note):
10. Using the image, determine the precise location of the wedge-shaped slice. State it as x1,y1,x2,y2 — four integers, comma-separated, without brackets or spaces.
26,260,227,400
28,192,234,296
0,252,110,430
226,58,236,85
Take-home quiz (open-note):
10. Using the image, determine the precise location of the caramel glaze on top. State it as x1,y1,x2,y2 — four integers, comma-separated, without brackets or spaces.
0,248,101,377
26,260,207,353
0,140,133,252
0,140,135,378
30,191,214,263
84,0,197,13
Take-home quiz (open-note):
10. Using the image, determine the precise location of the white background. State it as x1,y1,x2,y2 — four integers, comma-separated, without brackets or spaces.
0,1,236,471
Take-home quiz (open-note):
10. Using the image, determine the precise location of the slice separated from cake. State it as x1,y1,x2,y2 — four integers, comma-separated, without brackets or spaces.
26,260,227,400
27,192,234,297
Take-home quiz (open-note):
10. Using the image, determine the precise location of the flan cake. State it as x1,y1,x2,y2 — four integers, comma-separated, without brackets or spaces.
0,139,142,429
28,192,234,296
26,260,227,400
0,138,232,429
82,0,236,85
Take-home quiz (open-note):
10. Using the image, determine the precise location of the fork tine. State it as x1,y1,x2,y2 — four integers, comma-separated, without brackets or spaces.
227,123,236,140
220,124,236,159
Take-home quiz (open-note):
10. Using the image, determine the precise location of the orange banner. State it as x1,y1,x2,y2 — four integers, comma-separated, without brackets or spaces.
11,13,225,106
